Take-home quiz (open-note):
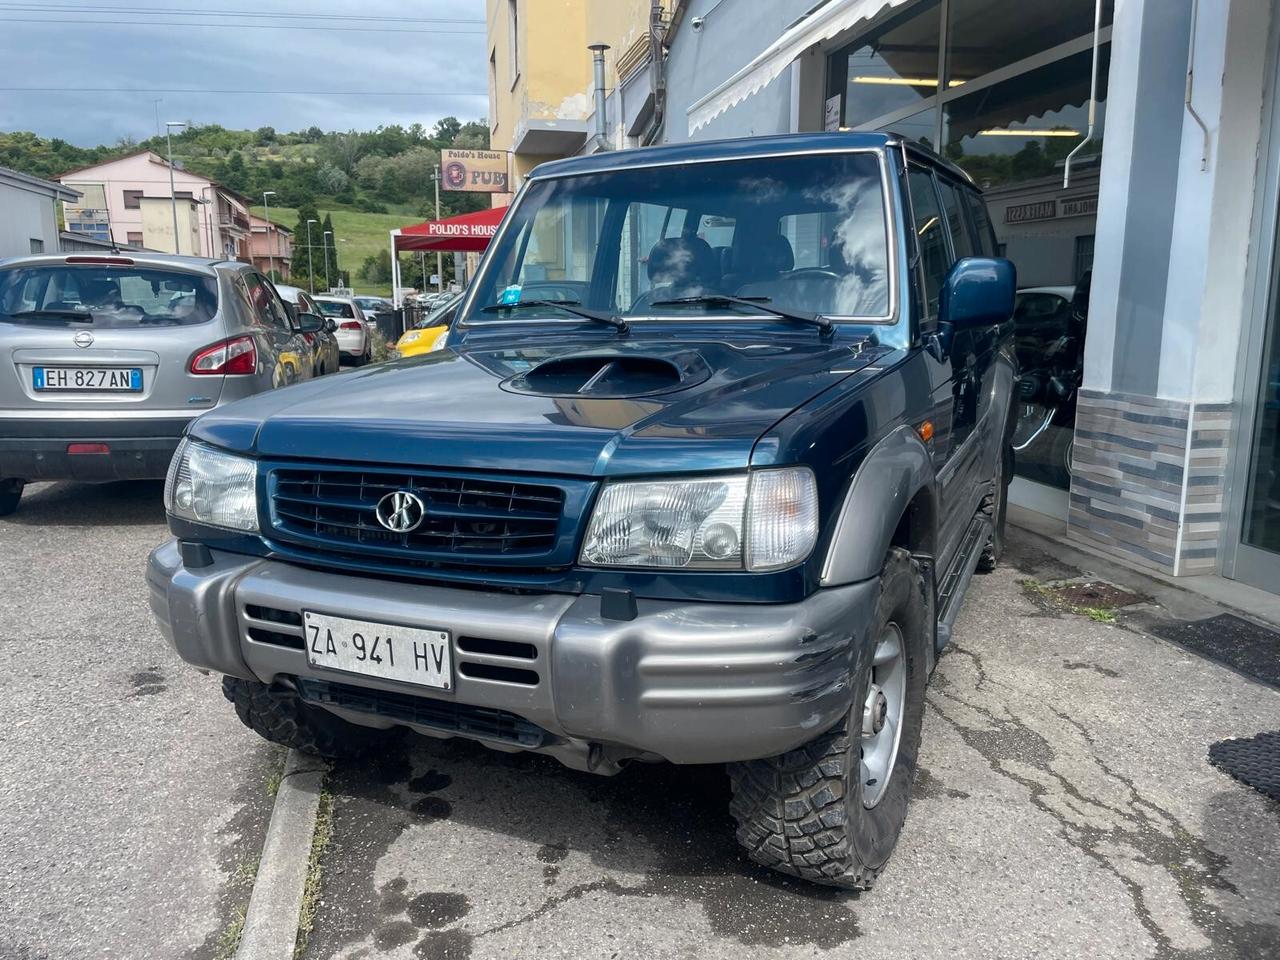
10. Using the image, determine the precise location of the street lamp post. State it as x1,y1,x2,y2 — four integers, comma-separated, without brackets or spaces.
165,121,187,254
262,191,277,279
430,168,443,293
336,238,349,289
323,230,332,292
305,219,317,294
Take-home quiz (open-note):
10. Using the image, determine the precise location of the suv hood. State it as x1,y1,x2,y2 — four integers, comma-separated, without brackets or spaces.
190,335,889,477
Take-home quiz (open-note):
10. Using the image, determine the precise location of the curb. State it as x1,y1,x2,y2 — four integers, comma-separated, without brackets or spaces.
236,749,328,960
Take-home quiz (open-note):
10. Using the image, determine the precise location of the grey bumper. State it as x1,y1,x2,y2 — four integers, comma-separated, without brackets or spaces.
147,541,878,766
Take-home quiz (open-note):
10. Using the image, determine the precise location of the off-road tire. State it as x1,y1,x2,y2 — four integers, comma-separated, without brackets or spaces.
727,548,929,889
222,676,380,759
0,479,24,517
977,443,1011,573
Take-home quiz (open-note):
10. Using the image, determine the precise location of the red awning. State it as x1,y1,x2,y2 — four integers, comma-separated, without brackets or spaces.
393,205,508,254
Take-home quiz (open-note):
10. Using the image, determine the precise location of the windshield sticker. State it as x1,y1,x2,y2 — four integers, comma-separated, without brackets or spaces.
499,284,522,305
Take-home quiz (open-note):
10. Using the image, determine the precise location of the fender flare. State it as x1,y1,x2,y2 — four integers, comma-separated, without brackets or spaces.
820,425,938,586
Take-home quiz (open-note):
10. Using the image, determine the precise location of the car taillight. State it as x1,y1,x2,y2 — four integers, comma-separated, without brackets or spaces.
190,335,256,375
339,321,362,331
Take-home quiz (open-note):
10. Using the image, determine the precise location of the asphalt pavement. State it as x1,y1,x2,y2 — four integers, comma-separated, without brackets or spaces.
0,480,280,960
1,480,1278,960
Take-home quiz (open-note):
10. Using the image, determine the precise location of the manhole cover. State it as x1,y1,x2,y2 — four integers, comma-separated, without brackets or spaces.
1209,731,1280,803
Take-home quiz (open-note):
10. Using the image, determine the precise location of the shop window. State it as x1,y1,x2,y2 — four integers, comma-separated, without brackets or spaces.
944,47,1108,493
879,106,938,149
826,0,942,130
1074,234,1095,282
906,166,949,320
945,0,1113,88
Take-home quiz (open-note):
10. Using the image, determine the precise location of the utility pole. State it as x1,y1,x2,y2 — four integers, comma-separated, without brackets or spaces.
165,121,187,254
262,191,277,279
431,167,443,293
306,219,317,294
152,98,162,139
323,230,332,291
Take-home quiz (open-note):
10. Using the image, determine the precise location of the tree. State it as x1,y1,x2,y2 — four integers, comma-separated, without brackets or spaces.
324,131,365,175
318,163,350,195
360,249,393,285
431,116,462,146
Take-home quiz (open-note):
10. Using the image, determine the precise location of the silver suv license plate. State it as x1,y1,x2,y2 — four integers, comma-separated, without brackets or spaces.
303,611,452,690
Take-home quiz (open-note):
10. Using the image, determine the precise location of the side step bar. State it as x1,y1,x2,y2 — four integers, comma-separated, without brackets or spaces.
934,514,992,653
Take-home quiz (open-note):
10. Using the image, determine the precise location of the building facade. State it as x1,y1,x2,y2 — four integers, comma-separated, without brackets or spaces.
0,166,79,259
57,151,253,261
486,0,672,191
248,214,292,280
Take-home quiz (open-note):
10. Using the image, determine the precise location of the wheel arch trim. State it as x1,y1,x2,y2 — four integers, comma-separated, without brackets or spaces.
820,425,938,586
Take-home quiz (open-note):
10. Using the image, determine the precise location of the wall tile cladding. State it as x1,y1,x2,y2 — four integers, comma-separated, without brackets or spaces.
1067,389,1233,575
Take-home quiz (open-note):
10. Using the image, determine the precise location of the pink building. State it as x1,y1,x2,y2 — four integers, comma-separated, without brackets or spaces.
58,150,253,261
248,213,292,279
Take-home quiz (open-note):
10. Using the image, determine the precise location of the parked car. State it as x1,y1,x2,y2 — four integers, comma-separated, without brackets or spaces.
313,295,371,365
147,132,1016,890
353,295,393,319
394,292,462,357
274,284,341,378
0,252,324,515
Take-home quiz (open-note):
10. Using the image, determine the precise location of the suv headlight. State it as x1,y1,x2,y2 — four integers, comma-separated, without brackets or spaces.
163,438,259,532
580,467,818,571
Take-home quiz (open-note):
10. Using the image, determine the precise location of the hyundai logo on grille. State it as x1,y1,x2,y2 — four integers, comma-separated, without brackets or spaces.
375,491,426,533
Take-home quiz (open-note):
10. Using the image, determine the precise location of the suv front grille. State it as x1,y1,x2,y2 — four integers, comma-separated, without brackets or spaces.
270,467,565,562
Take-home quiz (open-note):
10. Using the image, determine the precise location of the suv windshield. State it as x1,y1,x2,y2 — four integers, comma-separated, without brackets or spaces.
468,152,891,324
0,264,218,327
315,300,355,318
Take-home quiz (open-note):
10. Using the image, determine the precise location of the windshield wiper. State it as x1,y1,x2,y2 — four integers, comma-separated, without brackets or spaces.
650,295,833,334
479,298,628,334
3,309,94,323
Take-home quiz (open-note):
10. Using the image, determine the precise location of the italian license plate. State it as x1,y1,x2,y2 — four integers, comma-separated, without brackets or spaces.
33,367,142,391
303,611,452,690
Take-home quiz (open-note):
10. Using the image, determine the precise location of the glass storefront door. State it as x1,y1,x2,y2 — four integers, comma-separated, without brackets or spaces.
824,0,1113,500
1236,249,1280,587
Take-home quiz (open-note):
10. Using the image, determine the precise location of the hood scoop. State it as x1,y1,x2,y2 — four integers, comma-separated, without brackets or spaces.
502,350,710,399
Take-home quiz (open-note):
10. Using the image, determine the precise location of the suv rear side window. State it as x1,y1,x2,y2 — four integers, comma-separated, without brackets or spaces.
962,190,997,257
245,273,292,331
907,166,950,319
937,179,975,260
0,265,218,328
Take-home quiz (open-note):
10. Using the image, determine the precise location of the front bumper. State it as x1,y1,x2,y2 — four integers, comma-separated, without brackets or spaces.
147,541,879,769
0,417,191,481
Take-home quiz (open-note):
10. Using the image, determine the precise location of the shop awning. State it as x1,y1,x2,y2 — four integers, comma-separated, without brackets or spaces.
686,0,911,135
392,206,508,254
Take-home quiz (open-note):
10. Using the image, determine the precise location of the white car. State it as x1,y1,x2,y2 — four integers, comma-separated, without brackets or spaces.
314,295,371,365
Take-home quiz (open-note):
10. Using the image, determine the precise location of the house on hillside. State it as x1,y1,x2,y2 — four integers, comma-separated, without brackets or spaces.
0,165,80,259
57,151,253,260
248,213,292,279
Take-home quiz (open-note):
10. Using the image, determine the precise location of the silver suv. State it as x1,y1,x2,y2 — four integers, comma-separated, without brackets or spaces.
0,252,322,515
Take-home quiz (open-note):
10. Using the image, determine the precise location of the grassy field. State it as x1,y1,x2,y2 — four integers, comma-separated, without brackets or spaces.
250,204,418,297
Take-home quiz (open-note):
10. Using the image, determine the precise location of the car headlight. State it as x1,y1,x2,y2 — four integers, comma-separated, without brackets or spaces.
163,438,259,532
580,467,817,571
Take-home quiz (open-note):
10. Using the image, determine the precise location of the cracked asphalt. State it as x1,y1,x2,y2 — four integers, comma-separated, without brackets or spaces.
1,479,1278,960
301,538,1280,960
0,480,279,960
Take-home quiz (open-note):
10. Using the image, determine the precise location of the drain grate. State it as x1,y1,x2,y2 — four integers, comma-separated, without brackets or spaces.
1149,613,1280,689
1209,731,1280,804
1046,580,1146,610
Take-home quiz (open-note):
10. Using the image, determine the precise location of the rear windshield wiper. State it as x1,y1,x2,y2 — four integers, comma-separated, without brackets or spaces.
479,298,628,334
651,295,833,334
3,309,94,323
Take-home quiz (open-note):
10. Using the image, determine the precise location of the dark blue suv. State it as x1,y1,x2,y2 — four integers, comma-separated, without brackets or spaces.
147,132,1016,889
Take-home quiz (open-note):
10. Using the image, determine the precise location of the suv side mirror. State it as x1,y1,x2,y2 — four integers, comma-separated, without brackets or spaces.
939,257,1016,330
296,312,325,334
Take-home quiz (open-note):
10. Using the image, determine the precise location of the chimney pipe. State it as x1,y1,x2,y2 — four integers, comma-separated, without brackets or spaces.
588,42,610,149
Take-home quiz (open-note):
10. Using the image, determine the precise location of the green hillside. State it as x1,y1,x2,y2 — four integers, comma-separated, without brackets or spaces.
251,204,413,297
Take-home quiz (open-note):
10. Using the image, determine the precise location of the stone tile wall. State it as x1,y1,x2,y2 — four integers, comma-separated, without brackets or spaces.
1067,389,1233,575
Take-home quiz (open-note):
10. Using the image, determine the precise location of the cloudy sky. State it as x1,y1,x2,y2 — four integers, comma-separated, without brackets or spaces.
0,0,488,145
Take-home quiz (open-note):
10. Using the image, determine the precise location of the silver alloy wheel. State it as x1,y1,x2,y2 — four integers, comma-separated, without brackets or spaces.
860,621,907,809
